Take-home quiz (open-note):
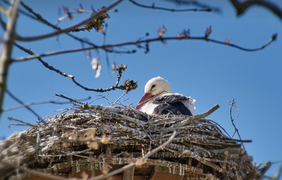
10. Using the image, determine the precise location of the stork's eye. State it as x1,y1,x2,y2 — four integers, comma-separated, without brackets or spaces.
151,84,156,90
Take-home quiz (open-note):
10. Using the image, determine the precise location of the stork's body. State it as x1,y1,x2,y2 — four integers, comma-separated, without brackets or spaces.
136,77,196,116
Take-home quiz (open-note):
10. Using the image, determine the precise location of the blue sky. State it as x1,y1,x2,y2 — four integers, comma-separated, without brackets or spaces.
1,0,282,178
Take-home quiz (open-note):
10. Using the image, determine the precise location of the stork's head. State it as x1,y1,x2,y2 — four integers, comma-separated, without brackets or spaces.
136,76,171,110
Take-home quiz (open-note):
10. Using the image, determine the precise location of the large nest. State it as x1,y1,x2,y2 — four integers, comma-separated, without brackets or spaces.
0,104,268,180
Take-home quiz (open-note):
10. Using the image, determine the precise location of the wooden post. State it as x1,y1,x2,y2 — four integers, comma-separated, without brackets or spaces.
122,166,135,180
106,144,112,158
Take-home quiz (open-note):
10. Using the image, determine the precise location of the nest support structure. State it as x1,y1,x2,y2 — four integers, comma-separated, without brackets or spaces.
0,104,269,180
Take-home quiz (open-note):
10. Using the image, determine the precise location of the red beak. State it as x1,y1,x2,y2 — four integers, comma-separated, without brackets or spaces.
136,93,153,110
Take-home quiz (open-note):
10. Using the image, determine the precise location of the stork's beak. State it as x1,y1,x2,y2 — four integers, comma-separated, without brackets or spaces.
135,93,153,110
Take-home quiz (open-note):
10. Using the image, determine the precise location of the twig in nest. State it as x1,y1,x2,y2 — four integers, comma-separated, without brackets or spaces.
4,96,91,111
89,94,112,105
194,104,220,118
228,99,244,149
55,94,84,105
8,117,36,128
110,91,128,106
6,89,42,120
209,119,231,138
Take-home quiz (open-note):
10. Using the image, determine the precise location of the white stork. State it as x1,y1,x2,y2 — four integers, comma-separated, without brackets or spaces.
136,76,196,116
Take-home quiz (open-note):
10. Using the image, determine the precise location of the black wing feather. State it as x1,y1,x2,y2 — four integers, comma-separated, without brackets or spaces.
153,95,192,116
153,94,188,104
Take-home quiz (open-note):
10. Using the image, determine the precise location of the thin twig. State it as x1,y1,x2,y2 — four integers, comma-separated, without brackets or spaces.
129,0,212,12
209,119,231,138
55,94,84,105
6,89,42,120
13,42,136,93
19,2,129,55
15,0,123,41
8,117,36,127
4,96,91,111
229,99,245,149
110,91,127,106
14,34,277,62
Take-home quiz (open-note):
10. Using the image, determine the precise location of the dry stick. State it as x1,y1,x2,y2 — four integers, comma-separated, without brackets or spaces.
13,42,129,92
55,94,84,105
6,89,42,120
8,117,36,127
162,104,220,132
4,96,91,111
107,112,146,125
129,0,212,12
0,0,20,120
0,130,177,180
15,0,123,42
209,119,231,138
195,104,220,118
229,99,245,149
14,34,277,62
110,90,128,106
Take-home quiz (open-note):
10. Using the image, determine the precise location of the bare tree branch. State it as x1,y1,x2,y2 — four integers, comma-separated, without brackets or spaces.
129,0,212,12
230,0,282,21
0,0,20,121
18,2,129,55
13,32,277,62
15,0,123,41
13,43,137,92
14,45,135,62
167,0,220,12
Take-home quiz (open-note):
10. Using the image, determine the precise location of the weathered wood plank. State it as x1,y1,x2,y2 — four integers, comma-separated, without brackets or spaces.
122,166,135,180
